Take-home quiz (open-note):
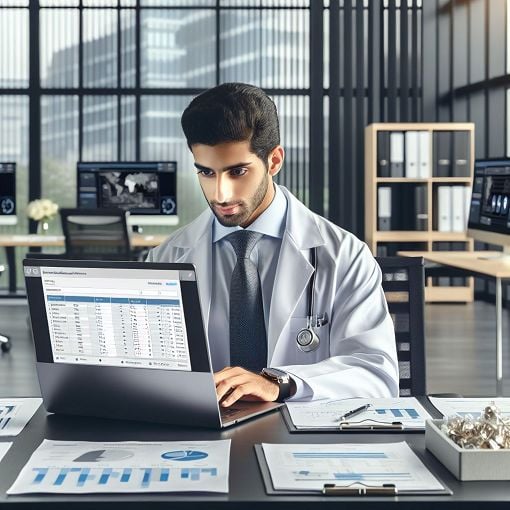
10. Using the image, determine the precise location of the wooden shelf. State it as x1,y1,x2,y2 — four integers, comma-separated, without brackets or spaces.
365,122,475,303
425,286,473,303
376,177,471,183
374,231,470,242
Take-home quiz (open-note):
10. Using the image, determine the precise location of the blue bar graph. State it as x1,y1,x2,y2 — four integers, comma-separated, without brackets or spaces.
0,405,16,430
29,466,218,489
293,452,387,459
375,408,420,419
120,468,132,483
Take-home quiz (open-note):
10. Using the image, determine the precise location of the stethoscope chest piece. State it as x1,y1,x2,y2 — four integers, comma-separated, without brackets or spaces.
296,324,320,352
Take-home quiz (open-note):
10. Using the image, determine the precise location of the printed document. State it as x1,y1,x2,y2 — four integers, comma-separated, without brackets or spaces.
286,397,432,429
429,396,510,418
261,442,444,492
8,439,231,494
0,398,41,436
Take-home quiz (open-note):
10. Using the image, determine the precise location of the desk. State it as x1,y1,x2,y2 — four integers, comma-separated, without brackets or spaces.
0,234,167,295
0,405,509,508
399,250,510,397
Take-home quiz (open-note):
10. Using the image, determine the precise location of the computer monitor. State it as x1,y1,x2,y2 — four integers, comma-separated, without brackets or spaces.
77,161,178,227
468,158,510,254
0,162,17,226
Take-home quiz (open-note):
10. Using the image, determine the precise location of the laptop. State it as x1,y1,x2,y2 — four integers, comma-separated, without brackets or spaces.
24,259,281,428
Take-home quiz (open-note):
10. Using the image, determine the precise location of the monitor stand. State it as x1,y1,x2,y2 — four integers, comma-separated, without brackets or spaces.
478,245,510,261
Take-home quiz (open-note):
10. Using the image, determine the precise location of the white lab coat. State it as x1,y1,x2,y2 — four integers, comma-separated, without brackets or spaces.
147,185,399,400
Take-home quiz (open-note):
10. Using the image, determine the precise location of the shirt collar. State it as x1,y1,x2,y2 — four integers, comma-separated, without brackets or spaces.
213,184,287,243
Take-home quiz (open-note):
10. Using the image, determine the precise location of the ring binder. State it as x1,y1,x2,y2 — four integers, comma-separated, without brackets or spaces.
322,483,398,496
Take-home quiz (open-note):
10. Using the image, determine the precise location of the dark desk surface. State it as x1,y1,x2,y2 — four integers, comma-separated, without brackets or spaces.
0,404,509,509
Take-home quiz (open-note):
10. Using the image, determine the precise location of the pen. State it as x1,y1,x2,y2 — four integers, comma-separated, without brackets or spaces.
338,403,371,422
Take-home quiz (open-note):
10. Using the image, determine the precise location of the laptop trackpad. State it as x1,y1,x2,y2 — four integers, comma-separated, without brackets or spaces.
220,400,281,427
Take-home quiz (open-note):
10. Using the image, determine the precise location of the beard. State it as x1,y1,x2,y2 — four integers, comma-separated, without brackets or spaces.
209,172,270,227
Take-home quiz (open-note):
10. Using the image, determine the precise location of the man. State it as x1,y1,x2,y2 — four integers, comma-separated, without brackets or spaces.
147,83,399,406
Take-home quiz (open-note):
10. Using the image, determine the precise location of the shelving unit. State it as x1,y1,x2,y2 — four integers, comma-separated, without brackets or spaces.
365,122,475,303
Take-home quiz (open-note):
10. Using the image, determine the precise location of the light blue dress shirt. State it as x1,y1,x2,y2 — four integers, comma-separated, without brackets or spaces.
208,184,287,372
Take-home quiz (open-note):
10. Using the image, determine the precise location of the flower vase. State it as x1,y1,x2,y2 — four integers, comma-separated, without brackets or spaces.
37,220,49,235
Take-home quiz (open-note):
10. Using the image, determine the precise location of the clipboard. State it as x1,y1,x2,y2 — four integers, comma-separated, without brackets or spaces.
254,444,453,496
280,405,424,433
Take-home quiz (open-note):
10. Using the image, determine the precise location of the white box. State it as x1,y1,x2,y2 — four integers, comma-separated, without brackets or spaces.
425,419,510,481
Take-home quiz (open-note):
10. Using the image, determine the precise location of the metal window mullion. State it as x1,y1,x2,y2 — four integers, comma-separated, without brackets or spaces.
135,0,140,161
29,1,41,235
309,0,324,214
421,0,437,121
117,6,121,161
367,0,381,122
216,0,220,85
329,0,340,224
411,0,418,119
355,0,364,238
342,0,353,227
387,0,397,120
400,0,408,120
78,0,83,161
485,0,489,156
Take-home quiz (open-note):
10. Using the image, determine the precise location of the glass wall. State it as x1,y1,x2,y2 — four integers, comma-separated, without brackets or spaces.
0,1,312,291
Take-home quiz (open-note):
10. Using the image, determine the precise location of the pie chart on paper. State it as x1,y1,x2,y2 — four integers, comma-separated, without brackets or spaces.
161,450,209,461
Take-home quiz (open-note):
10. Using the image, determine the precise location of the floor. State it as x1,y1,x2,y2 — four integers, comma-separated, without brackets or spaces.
0,299,508,398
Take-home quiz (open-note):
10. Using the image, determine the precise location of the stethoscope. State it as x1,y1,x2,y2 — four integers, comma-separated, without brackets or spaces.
296,247,329,352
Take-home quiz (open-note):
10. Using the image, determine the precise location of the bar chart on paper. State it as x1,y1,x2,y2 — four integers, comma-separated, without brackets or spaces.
0,398,41,436
261,442,445,492
292,451,413,483
28,466,219,489
374,408,420,419
285,397,432,429
7,440,230,494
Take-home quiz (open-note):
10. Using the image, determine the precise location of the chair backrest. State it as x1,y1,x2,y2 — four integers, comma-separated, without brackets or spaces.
375,256,426,396
60,208,132,260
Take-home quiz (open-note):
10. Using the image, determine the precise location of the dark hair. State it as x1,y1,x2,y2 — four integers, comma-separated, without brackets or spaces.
181,82,280,164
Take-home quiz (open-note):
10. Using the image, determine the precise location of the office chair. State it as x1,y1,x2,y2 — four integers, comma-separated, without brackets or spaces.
0,264,12,352
60,208,133,260
375,256,426,396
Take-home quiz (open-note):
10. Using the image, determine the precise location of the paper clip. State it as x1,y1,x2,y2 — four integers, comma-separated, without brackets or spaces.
322,483,398,496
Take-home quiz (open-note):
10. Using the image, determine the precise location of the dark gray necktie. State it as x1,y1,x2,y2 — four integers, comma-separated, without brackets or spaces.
226,230,267,372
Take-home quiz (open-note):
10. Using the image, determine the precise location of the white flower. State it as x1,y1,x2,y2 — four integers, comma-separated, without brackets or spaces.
26,199,59,222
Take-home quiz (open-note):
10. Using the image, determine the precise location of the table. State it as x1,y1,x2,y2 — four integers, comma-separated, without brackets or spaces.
0,234,167,296
0,403,509,508
399,250,510,397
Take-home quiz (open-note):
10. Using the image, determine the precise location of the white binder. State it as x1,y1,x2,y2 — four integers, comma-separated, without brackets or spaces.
418,131,431,178
405,131,419,178
437,186,452,232
451,186,466,232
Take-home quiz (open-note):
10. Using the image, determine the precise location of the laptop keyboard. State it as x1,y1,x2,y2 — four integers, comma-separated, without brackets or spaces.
220,406,243,419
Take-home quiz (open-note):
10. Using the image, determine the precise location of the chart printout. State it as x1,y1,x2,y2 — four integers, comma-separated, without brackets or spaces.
0,399,41,437
40,267,192,371
261,442,445,492
428,397,510,418
286,398,432,429
7,440,231,494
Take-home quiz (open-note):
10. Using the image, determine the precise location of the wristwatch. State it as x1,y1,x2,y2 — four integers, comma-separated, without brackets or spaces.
260,367,293,402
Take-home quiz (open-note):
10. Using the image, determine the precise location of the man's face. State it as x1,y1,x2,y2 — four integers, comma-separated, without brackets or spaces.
191,140,282,228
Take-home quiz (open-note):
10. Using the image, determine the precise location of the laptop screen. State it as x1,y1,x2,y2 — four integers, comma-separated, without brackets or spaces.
24,260,211,373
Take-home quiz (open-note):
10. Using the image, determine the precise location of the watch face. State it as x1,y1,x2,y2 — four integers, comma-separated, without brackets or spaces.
263,368,289,382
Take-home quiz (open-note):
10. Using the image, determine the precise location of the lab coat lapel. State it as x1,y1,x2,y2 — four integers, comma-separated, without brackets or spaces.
268,187,325,361
267,232,313,359
173,209,214,329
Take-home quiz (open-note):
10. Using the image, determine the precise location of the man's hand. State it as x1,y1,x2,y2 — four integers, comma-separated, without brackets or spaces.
214,366,278,407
